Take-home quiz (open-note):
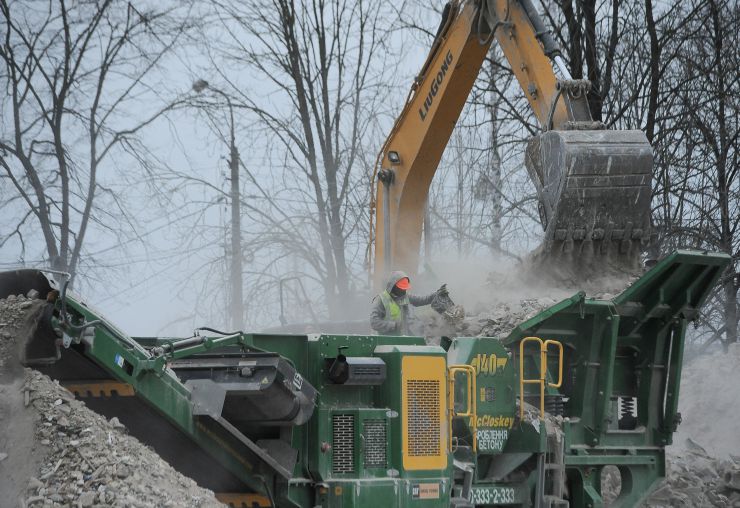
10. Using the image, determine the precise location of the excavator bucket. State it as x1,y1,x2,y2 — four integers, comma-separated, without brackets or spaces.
525,129,653,275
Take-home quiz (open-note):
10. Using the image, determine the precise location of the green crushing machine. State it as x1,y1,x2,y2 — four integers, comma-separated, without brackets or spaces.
1,250,728,507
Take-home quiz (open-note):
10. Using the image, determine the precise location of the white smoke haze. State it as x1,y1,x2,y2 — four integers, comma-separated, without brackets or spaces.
673,345,740,458
422,252,636,315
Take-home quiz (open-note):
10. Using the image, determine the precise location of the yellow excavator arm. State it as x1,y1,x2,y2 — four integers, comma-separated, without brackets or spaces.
371,0,652,283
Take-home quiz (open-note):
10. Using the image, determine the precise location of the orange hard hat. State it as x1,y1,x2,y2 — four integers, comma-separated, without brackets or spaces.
395,277,410,290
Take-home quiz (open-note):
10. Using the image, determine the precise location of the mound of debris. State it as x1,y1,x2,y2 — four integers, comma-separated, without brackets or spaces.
21,369,224,508
602,443,740,507
462,296,559,337
646,444,740,507
0,294,35,371
0,295,224,508
415,289,563,340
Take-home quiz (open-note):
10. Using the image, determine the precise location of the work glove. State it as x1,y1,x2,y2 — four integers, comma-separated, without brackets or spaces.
431,284,465,324
436,284,448,297
431,285,454,314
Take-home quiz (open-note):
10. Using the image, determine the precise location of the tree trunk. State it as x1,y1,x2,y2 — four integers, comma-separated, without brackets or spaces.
581,0,603,120
489,57,502,251
644,0,661,143
561,0,583,79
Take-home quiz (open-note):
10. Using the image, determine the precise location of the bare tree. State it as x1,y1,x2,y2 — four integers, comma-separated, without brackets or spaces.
561,0,740,349
201,0,395,319
0,0,190,281
653,0,739,349
428,100,538,263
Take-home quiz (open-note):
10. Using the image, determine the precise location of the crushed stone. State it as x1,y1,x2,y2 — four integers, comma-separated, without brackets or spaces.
19,368,224,508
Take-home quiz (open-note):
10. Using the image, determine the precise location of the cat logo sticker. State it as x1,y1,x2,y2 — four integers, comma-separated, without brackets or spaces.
412,483,440,499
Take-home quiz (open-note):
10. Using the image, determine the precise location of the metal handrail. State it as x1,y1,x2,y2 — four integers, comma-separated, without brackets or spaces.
448,364,478,452
519,337,564,420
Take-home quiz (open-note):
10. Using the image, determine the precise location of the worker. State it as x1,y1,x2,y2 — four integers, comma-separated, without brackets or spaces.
370,271,445,335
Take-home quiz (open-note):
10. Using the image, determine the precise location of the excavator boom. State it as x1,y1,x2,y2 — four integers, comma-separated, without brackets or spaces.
371,0,652,282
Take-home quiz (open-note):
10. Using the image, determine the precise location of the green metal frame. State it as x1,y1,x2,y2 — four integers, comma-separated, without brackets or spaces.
54,306,303,496
498,250,730,507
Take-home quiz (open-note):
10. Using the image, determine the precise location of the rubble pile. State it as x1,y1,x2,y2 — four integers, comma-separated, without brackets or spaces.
646,444,740,507
425,264,638,340
462,297,559,338
415,286,562,340
0,294,44,507
602,443,740,507
19,369,223,508
0,293,35,371
0,295,224,508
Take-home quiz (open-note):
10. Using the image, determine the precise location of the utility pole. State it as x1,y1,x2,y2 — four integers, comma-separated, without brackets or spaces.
488,57,503,253
192,79,243,329
227,104,243,330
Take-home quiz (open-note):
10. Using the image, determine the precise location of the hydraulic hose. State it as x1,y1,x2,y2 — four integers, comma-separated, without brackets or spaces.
195,326,243,336
517,0,561,58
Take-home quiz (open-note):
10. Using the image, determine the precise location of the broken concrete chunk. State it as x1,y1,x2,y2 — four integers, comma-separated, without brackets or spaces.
78,490,96,507
27,476,44,490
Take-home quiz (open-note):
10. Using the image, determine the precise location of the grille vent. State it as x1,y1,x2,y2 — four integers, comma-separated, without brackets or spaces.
406,379,441,457
353,365,382,376
332,414,355,473
363,419,387,468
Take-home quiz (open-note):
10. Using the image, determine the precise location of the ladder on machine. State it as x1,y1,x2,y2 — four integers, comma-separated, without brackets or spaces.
520,337,569,508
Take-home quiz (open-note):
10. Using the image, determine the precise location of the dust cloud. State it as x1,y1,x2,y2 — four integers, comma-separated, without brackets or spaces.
673,343,740,458
423,253,636,308
414,253,635,339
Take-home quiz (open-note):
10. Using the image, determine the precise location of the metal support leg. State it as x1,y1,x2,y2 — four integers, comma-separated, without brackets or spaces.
535,452,546,508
